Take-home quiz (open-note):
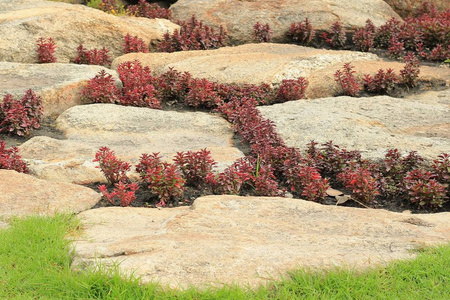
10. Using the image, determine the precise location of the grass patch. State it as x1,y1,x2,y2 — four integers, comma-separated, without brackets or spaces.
0,214,449,299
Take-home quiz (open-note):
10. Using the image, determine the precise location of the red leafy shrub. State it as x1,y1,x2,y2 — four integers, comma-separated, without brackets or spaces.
82,70,120,104
215,83,273,105
99,182,139,207
154,68,192,102
374,17,401,48
388,37,406,58
174,148,217,187
321,21,347,48
353,19,376,52
158,15,227,52
428,44,450,60
431,153,450,183
363,68,399,94
123,34,149,54
337,166,379,204
36,37,57,63
0,90,43,136
73,44,111,67
0,140,29,173
334,63,361,96
127,0,171,19
93,147,131,185
288,18,315,45
184,78,221,109
252,158,282,196
136,153,185,207
404,169,447,209
116,60,161,108
253,22,272,43
276,77,308,102
400,52,420,87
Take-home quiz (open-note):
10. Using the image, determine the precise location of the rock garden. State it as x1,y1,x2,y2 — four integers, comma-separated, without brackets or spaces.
1,0,449,290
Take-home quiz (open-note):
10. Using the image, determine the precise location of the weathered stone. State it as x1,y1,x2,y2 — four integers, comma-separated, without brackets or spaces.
258,95,450,160
73,195,450,288
170,0,401,44
19,104,244,184
113,44,450,99
0,169,100,218
0,0,179,63
0,62,120,118
384,0,448,18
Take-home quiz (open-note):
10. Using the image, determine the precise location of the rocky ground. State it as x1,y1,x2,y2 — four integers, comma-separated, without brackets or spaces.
0,0,449,289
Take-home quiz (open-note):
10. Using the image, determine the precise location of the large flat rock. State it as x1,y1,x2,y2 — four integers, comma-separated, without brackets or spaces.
0,62,120,118
73,195,450,288
0,0,179,63
258,95,450,160
112,44,450,99
0,169,100,218
19,104,244,184
170,0,400,44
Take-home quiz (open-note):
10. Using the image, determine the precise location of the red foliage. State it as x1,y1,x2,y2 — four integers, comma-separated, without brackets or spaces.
374,17,401,48
276,77,308,102
404,169,447,209
123,34,149,54
154,68,192,102
215,83,273,105
82,70,120,103
353,19,376,52
288,18,315,45
93,147,131,185
174,148,217,187
127,0,171,19
337,166,379,204
253,22,272,43
400,52,420,87
363,68,399,94
334,63,361,96
387,36,405,58
184,78,221,109
73,44,111,67
321,21,347,48
36,37,57,63
0,140,29,173
99,182,139,207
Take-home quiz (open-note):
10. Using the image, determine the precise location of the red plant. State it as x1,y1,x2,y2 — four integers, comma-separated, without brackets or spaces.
36,37,57,63
136,153,185,207
82,70,120,103
158,15,227,52
215,83,273,105
205,157,254,195
123,34,149,54
154,68,192,102
334,63,361,96
337,166,379,204
73,44,111,67
363,68,399,94
400,52,420,87
374,17,401,48
276,77,308,102
99,182,139,207
428,44,450,61
174,148,217,187
93,147,131,185
404,169,447,209
99,0,120,14
321,21,347,48
0,90,43,137
0,140,29,173
253,22,272,43
388,37,406,58
127,0,171,19
431,153,450,183
184,78,221,108
353,19,376,52
288,18,315,45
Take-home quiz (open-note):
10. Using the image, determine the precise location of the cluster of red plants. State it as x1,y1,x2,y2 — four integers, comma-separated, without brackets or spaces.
287,18,315,46
36,37,57,63
0,140,29,173
126,0,171,19
276,78,308,102
0,90,43,136
73,44,111,67
253,22,272,43
123,34,149,54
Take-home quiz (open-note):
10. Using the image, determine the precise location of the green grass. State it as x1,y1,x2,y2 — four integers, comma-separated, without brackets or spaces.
0,214,449,299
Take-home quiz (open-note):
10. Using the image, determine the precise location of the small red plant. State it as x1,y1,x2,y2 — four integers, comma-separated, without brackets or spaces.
0,140,29,173
334,63,361,96
321,21,347,48
428,44,450,61
36,37,57,63
82,70,120,104
337,166,379,204
283,161,328,202
404,169,447,209
205,158,254,195
123,34,149,54
388,37,405,58
353,19,376,52
400,52,420,87
99,182,139,207
431,153,450,183
136,153,185,207
253,22,272,43
276,77,308,102
363,68,399,94
374,17,401,48
174,148,217,187
127,0,171,19
184,78,221,109
288,18,315,45
73,44,111,67
215,83,272,105
93,147,131,185
0,90,43,137
154,68,192,102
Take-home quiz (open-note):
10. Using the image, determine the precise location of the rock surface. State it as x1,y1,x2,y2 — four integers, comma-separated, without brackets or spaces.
19,104,243,184
0,0,179,63
73,195,450,288
112,44,450,99
258,95,450,160
170,0,401,44
0,169,100,218
0,62,120,118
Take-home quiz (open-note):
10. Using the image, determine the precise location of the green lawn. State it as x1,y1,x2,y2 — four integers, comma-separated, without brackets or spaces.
0,214,449,299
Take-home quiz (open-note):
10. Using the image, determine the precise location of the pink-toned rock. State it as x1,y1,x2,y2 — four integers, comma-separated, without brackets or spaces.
73,195,450,288
170,0,401,44
0,169,100,218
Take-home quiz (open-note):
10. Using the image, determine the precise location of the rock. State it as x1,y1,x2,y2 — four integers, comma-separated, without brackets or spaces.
19,104,244,184
73,195,450,288
170,0,401,44
0,0,179,63
0,62,120,118
258,95,450,160
112,44,450,99
384,0,448,18
0,169,100,218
